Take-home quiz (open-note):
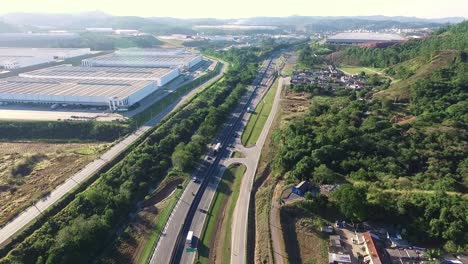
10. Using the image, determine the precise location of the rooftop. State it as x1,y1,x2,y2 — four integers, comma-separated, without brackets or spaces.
328,32,405,41
0,47,89,53
0,77,153,99
19,65,178,80
83,53,200,64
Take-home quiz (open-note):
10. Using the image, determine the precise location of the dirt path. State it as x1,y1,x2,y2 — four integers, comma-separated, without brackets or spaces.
271,181,288,264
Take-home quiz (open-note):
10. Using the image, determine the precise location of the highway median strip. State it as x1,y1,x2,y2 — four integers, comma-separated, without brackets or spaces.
241,78,278,147
198,164,246,264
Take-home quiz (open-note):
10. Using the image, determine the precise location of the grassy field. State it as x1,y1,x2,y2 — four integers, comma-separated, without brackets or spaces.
198,164,246,264
339,65,384,75
241,79,278,147
253,88,314,263
281,214,328,264
0,142,108,227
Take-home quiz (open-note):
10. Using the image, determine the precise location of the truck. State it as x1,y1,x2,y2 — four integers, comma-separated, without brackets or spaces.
213,143,221,155
186,231,194,245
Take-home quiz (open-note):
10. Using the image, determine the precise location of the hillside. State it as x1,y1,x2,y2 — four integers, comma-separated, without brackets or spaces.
374,50,463,101
272,20,468,253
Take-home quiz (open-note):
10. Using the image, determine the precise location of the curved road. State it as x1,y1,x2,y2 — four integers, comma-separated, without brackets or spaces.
229,76,285,264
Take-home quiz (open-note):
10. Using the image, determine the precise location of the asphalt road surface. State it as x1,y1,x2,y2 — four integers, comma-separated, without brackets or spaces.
0,62,225,249
149,54,280,264
229,76,285,264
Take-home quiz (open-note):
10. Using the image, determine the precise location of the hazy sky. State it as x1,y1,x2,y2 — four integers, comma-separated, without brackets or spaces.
1,0,467,19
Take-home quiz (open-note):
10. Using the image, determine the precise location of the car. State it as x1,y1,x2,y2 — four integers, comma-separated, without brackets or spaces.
192,177,200,183
335,220,341,228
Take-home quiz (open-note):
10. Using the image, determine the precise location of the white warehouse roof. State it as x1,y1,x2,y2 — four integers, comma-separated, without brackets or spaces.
82,53,202,68
0,77,153,100
327,32,405,42
116,47,185,56
20,65,179,81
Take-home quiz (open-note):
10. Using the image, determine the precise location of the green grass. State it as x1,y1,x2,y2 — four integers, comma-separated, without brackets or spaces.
138,187,185,264
241,79,278,147
339,65,383,75
221,164,246,264
198,164,246,264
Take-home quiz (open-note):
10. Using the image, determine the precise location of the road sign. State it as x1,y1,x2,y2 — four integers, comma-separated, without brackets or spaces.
186,247,196,253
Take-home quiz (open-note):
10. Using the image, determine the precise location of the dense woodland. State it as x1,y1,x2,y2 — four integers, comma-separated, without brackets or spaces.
0,46,266,264
276,22,467,251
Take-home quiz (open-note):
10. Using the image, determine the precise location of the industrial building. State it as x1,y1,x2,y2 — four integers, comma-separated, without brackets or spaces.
326,32,406,45
19,65,180,87
82,53,202,69
0,76,158,111
116,47,185,56
0,48,91,69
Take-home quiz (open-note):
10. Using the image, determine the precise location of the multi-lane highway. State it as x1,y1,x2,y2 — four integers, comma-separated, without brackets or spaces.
149,53,281,264
0,61,225,248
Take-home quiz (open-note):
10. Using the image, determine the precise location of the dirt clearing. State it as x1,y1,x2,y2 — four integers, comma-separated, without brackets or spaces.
0,141,108,227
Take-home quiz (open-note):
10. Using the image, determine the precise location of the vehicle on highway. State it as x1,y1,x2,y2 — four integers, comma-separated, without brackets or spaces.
186,231,194,246
192,177,200,183
213,142,221,155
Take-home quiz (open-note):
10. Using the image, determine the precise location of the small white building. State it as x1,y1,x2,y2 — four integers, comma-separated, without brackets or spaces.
114,29,140,35
85,28,114,33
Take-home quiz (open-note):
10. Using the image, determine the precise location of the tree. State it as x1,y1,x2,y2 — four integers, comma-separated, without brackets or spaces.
313,164,339,184
332,184,368,221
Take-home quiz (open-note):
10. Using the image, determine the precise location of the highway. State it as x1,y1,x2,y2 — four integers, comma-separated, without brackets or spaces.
0,61,226,249
229,76,285,264
149,53,281,264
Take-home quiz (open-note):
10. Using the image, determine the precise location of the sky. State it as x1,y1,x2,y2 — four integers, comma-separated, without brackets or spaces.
1,0,467,19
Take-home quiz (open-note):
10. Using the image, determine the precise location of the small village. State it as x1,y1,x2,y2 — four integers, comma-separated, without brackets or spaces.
282,181,433,264
290,65,367,91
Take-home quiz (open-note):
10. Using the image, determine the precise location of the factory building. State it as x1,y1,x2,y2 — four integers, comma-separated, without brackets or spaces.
0,77,157,111
116,47,185,56
19,65,180,87
0,55,51,70
0,48,92,69
326,33,406,45
82,53,202,69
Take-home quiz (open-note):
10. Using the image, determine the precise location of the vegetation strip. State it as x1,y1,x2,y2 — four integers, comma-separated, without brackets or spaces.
198,164,246,264
241,78,278,147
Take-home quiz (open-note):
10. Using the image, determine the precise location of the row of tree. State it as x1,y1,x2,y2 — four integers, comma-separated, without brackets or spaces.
0,121,130,142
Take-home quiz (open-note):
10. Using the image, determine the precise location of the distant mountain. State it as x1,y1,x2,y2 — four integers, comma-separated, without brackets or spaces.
232,15,465,26
0,20,19,33
0,12,465,34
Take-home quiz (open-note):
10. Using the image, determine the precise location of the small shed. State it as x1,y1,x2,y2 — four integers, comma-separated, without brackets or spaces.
292,181,310,196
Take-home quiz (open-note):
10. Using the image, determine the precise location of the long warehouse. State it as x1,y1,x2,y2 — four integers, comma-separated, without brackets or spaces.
0,76,158,111
116,47,185,56
82,53,202,69
19,64,180,87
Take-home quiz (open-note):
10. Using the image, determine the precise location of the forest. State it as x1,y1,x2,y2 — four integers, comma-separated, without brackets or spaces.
0,46,263,264
274,22,467,251
0,121,130,142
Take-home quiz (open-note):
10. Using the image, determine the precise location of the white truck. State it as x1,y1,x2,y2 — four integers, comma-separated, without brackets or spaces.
186,231,194,245
213,142,221,155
